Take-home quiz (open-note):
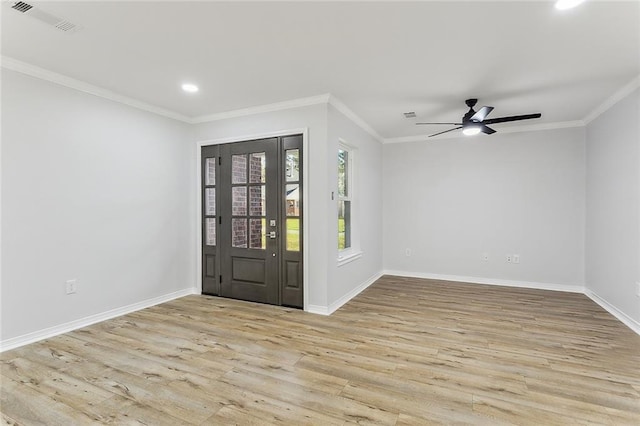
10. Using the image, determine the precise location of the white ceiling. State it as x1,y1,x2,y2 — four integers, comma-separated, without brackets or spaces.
2,1,639,139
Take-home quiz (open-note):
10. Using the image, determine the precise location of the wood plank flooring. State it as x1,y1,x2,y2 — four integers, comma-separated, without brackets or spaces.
2,275,639,425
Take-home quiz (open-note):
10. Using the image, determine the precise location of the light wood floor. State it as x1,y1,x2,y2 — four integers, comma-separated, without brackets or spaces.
2,276,639,425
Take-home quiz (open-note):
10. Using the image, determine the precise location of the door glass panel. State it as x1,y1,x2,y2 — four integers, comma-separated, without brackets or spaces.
205,188,216,216
232,154,247,184
286,184,299,216
286,149,299,182
249,152,266,183
286,218,300,251
250,185,266,216
232,218,247,248
205,218,216,246
249,218,266,249
232,187,247,215
205,157,216,185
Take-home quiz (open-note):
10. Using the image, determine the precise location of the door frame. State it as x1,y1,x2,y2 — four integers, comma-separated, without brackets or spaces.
195,128,309,311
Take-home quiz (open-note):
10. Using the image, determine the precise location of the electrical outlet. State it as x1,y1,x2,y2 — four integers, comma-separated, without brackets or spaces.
405,248,412,257
506,255,512,263
482,252,489,261
513,254,520,264
66,279,77,295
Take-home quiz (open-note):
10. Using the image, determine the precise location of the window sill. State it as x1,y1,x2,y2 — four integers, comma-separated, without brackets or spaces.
337,251,363,267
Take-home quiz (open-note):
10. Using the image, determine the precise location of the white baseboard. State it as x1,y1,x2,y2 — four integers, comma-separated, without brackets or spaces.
383,270,585,293
328,271,384,315
383,270,640,336
584,290,640,336
5,275,635,352
305,271,384,316
306,305,330,316
0,287,198,352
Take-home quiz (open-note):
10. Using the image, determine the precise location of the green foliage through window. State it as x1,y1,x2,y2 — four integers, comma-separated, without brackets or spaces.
338,149,348,198
338,147,351,251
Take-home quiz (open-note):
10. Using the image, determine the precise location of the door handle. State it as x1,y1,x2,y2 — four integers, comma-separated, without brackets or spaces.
269,231,277,239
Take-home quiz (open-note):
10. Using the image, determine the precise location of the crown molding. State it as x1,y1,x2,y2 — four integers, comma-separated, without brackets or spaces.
1,56,192,123
327,95,384,143
0,57,377,136
192,92,386,144
383,120,585,144
5,55,635,139
583,74,640,124
191,94,331,123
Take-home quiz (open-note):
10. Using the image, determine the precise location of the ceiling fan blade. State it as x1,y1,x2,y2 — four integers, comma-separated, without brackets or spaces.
416,122,463,125
483,113,541,125
428,126,463,137
470,106,494,122
481,125,496,135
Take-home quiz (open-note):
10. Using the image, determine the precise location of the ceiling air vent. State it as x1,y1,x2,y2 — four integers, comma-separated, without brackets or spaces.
10,1,82,33
403,112,417,119
11,2,33,13
55,21,78,32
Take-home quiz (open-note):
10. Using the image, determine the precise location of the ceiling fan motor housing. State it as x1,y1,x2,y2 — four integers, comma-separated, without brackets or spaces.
465,98,478,108
463,99,479,123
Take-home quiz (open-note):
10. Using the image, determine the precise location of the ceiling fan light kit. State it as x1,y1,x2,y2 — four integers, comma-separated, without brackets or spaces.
416,98,541,138
462,126,481,136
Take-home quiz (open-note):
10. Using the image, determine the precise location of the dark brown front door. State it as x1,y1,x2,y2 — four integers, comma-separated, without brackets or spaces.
201,135,303,308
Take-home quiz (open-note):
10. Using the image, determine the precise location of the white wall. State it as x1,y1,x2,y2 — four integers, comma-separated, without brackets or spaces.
585,88,640,325
383,127,586,289
1,70,194,342
326,105,383,307
192,104,331,308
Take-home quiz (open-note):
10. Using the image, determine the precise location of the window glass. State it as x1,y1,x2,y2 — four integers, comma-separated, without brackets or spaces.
249,152,266,183
286,149,300,182
338,149,348,198
286,218,300,252
206,218,216,246
232,218,247,248
338,201,351,250
249,186,266,216
205,188,216,216
232,187,247,216
232,154,247,184
205,158,216,186
338,146,352,251
249,218,266,249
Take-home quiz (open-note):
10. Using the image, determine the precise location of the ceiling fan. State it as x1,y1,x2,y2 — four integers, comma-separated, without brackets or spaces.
416,99,541,137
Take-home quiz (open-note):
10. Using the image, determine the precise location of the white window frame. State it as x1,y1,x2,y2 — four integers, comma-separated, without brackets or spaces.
337,141,362,266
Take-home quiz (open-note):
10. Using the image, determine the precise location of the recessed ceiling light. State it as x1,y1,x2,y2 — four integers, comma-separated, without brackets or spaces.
555,0,585,10
462,126,481,136
181,83,199,93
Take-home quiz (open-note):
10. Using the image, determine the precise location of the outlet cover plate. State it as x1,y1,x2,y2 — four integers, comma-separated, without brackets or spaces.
66,279,77,294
